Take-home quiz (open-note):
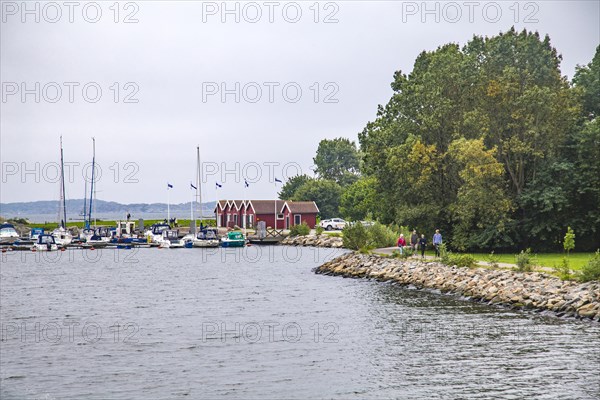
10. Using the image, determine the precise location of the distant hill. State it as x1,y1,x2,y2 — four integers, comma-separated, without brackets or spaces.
0,199,216,221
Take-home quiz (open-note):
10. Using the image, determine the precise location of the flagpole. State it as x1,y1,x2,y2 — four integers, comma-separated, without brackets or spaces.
167,185,170,222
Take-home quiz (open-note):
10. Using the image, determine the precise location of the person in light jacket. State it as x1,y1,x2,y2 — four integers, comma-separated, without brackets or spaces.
433,229,442,258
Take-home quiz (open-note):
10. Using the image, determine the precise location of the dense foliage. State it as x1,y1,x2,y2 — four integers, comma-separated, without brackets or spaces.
578,251,600,282
289,221,311,236
358,29,599,251
291,179,342,219
313,138,360,186
278,174,313,200
342,222,398,250
280,29,599,252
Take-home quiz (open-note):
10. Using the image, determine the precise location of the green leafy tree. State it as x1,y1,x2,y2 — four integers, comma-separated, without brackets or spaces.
563,227,575,255
278,175,312,200
313,138,360,186
573,45,600,118
383,135,444,234
463,29,575,199
357,27,594,251
447,138,513,250
339,176,379,221
292,179,343,219
570,97,600,250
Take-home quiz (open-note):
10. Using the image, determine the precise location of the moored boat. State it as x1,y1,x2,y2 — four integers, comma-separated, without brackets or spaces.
146,223,171,244
83,226,113,245
159,229,185,248
52,227,73,246
184,228,220,248
32,234,59,251
220,231,246,247
52,136,73,247
0,223,20,244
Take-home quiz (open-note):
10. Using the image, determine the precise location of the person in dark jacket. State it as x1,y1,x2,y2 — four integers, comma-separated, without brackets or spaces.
418,234,427,258
410,230,419,254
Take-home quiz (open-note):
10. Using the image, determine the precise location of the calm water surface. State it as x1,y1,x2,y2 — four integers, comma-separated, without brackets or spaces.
1,246,599,399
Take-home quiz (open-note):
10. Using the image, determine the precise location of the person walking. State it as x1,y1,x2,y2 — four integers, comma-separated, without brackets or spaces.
410,230,418,255
397,234,406,255
418,234,427,259
433,229,442,258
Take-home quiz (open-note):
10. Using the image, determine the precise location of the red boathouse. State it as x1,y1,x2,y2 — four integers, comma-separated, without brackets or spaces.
214,200,319,229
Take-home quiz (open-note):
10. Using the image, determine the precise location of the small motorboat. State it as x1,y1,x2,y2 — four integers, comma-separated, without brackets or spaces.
30,227,44,241
145,223,171,244
184,228,220,248
220,231,246,247
83,226,113,245
159,229,185,248
0,223,20,244
32,234,59,251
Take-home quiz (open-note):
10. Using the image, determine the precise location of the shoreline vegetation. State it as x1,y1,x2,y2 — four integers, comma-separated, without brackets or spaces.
314,252,600,322
283,234,600,279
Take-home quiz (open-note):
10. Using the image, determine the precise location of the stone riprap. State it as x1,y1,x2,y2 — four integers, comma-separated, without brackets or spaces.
315,252,600,321
282,234,344,248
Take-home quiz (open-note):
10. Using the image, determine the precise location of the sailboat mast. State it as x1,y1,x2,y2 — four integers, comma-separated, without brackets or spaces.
196,146,201,224
83,179,87,224
60,136,67,228
88,137,95,228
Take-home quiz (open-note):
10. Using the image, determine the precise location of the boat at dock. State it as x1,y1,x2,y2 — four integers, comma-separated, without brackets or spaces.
84,226,114,245
181,145,221,249
184,227,220,248
32,234,59,251
51,137,73,246
158,229,185,248
146,223,171,244
52,227,73,246
0,224,20,244
220,231,246,247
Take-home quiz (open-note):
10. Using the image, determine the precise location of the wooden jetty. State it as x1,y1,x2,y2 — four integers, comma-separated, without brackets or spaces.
247,228,287,245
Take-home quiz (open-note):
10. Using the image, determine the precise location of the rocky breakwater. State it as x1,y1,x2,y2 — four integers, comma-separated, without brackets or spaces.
281,234,344,248
315,252,600,321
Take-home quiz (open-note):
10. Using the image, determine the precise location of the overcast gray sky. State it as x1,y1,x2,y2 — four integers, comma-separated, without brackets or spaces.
1,0,598,205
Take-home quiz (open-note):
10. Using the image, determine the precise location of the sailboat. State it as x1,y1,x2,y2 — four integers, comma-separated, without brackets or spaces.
183,146,219,248
51,136,73,246
80,138,109,244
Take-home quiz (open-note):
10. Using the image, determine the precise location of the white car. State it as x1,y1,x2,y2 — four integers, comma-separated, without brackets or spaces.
320,218,347,231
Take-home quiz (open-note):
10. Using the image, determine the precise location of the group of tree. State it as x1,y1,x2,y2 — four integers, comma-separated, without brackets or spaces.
281,28,599,252
278,137,360,220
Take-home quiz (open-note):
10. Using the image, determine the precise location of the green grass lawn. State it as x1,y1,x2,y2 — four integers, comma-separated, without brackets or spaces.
469,252,595,271
406,250,595,271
